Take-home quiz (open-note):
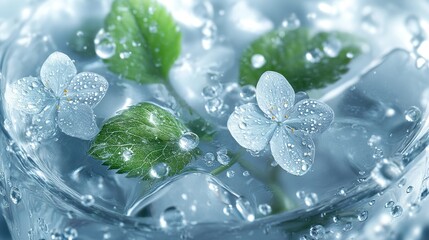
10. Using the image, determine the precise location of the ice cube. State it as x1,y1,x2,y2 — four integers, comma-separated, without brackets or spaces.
126,172,255,226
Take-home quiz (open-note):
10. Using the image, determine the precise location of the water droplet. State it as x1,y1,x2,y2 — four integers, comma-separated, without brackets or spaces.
343,222,353,231
405,15,422,36
385,200,395,208
281,13,301,29
391,205,403,218
204,152,215,166
9,187,21,204
94,29,116,59
178,132,199,151
406,186,414,193
251,54,266,69
242,171,250,177
149,162,170,179
235,198,255,222
404,106,421,122
323,38,342,57
258,203,272,216
240,85,256,101
416,57,426,68
357,211,368,222
371,159,402,188
304,192,318,207
309,225,325,239
202,83,223,99
337,187,346,197
223,204,234,216
305,48,323,63
205,98,223,115
409,203,420,216
226,170,235,178
296,190,306,199
217,153,230,166
368,200,375,206
50,231,65,240
397,178,406,188
159,206,187,231
119,51,132,59
64,227,78,239
149,24,158,33
80,194,95,207
122,148,133,162
38,218,48,233
201,20,217,50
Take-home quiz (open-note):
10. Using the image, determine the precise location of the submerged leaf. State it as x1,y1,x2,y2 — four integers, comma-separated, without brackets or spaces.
89,103,197,180
103,0,181,83
240,28,363,91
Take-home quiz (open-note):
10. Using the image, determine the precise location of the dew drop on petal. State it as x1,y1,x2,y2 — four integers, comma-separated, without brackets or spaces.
304,192,318,207
159,206,187,231
178,132,199,151
94,28,116,59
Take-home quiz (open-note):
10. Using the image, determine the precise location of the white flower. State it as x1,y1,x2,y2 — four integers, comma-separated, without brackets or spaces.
7,52,108,140
227,71,334,176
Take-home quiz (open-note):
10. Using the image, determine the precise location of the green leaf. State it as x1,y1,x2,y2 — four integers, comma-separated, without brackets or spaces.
240,28,363,91
89,103,197,180
103,0,181,84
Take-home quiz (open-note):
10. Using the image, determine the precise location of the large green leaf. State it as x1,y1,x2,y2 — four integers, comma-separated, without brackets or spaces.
103,0,181,83
89,103,197,180
240,28,362,91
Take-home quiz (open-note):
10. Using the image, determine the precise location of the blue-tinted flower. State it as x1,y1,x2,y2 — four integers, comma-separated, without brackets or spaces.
7,52,108,140
228,71,334,175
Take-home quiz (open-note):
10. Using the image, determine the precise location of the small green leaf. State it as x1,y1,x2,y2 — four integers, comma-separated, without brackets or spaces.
240,28,363,91
89,103,197,180
103,0,181,84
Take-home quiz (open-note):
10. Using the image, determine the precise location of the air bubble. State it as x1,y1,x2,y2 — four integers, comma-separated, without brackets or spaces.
305,48,323,63
10,187,21,204
281,13,301,29
202,83,223,99
226,170,235,178
404,106,421,122
357,211,368,222
64,227,78,239
204,153,215,166
309,225,325,239
258,203,272,215
304,192,319,207
371,159,402,188
80,194,95,207
391,205,403,218
159,207,187,231
205,98,223,115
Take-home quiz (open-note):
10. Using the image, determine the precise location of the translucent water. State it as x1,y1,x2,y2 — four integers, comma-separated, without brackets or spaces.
2,0,429,239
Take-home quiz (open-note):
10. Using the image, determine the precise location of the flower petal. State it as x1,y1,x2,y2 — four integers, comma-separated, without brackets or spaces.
256,71,295,122
63,72,109,107
6,77,53,114
40,52,77,97
270,126,315,176
57,102,98,140
286,99,334,135
227,103,277,151
28,104,58,141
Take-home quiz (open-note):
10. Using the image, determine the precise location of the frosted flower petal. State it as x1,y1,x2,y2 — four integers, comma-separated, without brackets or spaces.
7,77,52,114
64,72,109,107
40,52,76,97
228,103,277,151
57,102,98,140
287,99,334,135
269,126,315,176
256,71,295,122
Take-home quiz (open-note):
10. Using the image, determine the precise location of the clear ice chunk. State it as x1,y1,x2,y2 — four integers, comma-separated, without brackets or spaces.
126,172,254,224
